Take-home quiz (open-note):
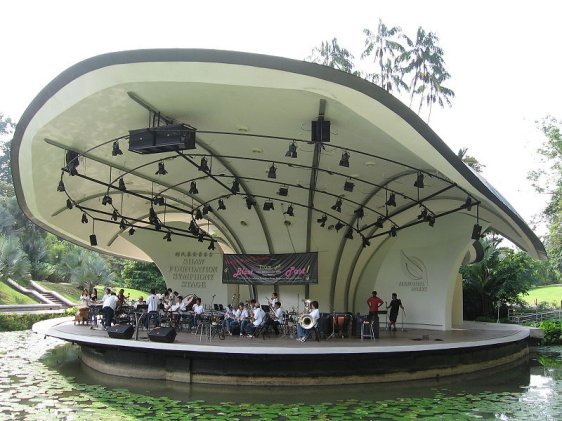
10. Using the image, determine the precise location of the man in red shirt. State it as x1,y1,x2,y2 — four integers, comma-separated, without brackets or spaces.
367,290,384,338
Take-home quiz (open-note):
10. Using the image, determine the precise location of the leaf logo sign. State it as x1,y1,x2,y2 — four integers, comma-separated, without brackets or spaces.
400,250,428,286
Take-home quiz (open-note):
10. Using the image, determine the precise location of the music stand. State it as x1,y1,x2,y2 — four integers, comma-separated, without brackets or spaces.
261,305,271,313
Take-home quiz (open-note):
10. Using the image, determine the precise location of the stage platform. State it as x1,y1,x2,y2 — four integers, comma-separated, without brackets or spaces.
33,318,539,385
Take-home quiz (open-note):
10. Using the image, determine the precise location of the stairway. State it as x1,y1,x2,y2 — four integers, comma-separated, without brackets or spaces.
36,291,67,307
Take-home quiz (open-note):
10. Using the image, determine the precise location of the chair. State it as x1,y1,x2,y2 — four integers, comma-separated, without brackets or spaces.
361,320,375,341
252,314,272,340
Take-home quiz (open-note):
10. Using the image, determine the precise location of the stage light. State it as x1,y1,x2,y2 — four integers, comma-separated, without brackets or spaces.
354,207,364,219
189,181,198,195
385,193,396,207
195,209,203,220
154,220,162,231
153,196,165,206
119,219,126,230
89,234,97,246
344,180,354,192
278,187,289,196
427,215,436,227
155,161,168,176
263,201,274,211
112,141,123,156
334,221,344,231
268,163,277,179
362,236,371,248
231,179,240,194
208,239,216,250
128,226,135,236
471,223,482,240
344,228,353,239
389,226,397,237
284,205,294,217
375,216,384,228
66,151,79,176
464,197,473,211
285,141,297,158
198,230,205,242
111,209,118,221
331,198,342,212
339,151,350,167
102,194,112,206
163,232,172,242
245,196,256,209
218,199,226,210
118,178,126,191
57,180,65,192
202,204,213,215
417,207,428,220
189,220,199,235
149,207,158,224
66,199,73,209
317,214,327,227
414,173,425,188
198,157,210,172
81,213,88,224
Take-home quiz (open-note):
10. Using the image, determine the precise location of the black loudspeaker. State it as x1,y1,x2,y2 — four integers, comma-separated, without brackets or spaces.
148,327,177,343
311,119,330,142
107,324,134,339
129,124,196,154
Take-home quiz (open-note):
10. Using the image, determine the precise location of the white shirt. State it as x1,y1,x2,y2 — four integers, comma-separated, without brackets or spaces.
253,307,265,327
147,294,159,312
310,308,320,323
193,303,203,315
103,295,118,311
79,294,90,306
274,307,284,322
170,302,181,312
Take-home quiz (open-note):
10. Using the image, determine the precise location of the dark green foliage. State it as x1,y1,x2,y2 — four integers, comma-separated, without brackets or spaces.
121,260,166,292
538,320,562,345
0,310,74,332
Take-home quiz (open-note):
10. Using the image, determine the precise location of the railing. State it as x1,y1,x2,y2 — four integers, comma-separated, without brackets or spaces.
508,309,562,324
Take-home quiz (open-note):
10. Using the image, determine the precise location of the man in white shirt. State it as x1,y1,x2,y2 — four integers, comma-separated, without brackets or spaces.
145,288,160,328
245,302,265,337
192,297,204,327
102,291,118,329
270,301,285,335
297,300,320,342
233,303,248,336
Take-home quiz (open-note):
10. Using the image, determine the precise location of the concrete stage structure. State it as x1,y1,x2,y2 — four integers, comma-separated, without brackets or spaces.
14,49,544,382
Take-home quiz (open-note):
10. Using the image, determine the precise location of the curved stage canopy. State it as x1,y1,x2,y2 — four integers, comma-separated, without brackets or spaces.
12,49,544,329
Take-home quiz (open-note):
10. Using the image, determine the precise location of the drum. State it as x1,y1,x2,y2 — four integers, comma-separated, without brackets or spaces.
329,313,352,338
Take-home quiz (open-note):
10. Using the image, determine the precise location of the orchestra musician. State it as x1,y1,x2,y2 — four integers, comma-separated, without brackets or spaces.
145,288,160,328
239,301,253,336
269,301,284,335
270,292,279,307
245,301,266,337
296,300,319,342
192,297,204,327
169,295,183,326
222,304,236,335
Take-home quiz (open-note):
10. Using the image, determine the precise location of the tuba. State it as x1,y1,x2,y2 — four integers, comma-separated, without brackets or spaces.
298,313,315,329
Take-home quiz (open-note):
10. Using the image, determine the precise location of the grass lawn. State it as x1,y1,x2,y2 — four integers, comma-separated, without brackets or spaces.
521,284,562,307
0,281,38,305
94,285,150,301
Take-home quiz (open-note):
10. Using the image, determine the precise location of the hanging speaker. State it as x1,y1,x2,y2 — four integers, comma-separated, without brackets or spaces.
148,327,177,343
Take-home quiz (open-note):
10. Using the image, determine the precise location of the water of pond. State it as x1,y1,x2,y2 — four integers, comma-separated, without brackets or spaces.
1,330,561,420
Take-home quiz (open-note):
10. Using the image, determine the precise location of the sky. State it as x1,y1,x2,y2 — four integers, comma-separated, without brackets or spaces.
1,0,560,237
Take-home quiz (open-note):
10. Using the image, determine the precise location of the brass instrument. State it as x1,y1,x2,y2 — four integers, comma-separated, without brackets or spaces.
298,313,315,329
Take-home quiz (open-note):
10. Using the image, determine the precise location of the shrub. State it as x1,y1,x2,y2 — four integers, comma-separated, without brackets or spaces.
0,312,69,332
538,319,562,345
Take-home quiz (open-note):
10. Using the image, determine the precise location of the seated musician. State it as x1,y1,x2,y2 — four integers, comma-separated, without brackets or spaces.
296,300,319,342
192,297,204,326
240,300,256,336
137,296,145,305
270,301,284,335
232,302,247,336
221,304,235,335
169,295,183,325
245,301,265,338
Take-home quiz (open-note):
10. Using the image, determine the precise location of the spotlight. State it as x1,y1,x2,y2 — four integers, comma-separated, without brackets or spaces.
195,209,203,220
427,215,436,227
375,216,384,228
268,163,277,179
153,196,165,206
128,226,135,236
284,205,294,217
417,207,428,220
344,228,353,239
119,219,126,230
81,213,88,224
464,197,473,211
218,199,226,210
208,240,216,251
189,181,198,195
118,178,126,191
198,157,210,172
112,141,123,156
331,198,342,212
389,226,397,237
149,207,158,224
89,234,97,246
66,199,73,209
231,179,240,194
263,201,275,211
155,161,168,176
285,141,298,158
57,180,65,192
163,232,172,242
278,187,289,196
334,221,344,232
385,193,396,207
111,209,118,221
102,194,112,206
344,181,354,192
245,196,256,209
362,236,371,248
154,220,162,231
354,207,364,219
202,204,213,215
198,230,205,242
414,173,425,188
471,223,482,240
317,214,327,227
189,220,199,235
339,151,350,167
65,151,79,176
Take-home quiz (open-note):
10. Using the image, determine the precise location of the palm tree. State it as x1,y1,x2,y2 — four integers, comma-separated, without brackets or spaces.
0,235,31,281
62,248,114,291
362,19,408,93
457,148,485,173
308,38,356,74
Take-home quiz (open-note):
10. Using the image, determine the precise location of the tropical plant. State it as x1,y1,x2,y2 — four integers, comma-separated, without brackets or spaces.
121,260,166,293
308,38,357,74
62,248,114,291
457,147,486,173
0,235,30,281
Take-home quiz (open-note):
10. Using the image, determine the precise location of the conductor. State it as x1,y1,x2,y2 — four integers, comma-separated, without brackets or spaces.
367,290,384,339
